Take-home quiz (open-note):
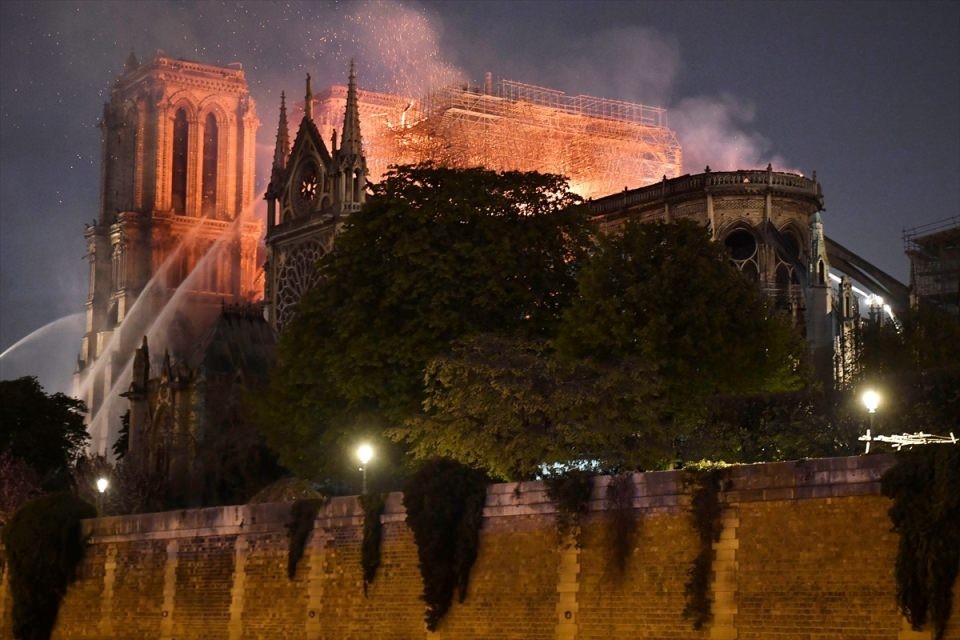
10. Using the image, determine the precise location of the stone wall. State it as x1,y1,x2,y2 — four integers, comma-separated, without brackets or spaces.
2,454,959,639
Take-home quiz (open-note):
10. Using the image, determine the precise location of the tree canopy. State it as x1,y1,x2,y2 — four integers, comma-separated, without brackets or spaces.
0,376,88,489
389,335,665,480
555,220,808,402
257,165,592,482
259,169,816,484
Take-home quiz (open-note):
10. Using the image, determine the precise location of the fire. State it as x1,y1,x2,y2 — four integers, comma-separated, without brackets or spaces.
310,77,682,199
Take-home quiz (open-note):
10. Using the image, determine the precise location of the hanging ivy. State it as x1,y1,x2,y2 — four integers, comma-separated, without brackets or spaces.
544,469,594,546
881,445,960,640
402,458,488,631
682,462,728,630
606,473,637,575
286,497,326,579
359,492,386,596
2,492,96,640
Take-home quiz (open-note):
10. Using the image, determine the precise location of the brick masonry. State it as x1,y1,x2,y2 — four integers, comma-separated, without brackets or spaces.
1,454,959,639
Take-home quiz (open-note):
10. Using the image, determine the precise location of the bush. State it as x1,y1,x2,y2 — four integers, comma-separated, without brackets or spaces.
882,446,960,639
2,492,96,640
403,458,488,630
682,462,729,630
287,498,326,579
359,492,387,595
544,469,594,546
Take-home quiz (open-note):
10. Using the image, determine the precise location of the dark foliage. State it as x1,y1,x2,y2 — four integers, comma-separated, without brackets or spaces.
0,377,89,489
112,411,130,460
682,464,727,630
402,458,488,630
2,492,96,640
394,336,664,480
606,473,637,575
545,469,594,545
881,446,960,639
257,164,591,483
0,452,43,526
555,220,808,407
687,389,862,463
359,492,387,595
286,498,326,579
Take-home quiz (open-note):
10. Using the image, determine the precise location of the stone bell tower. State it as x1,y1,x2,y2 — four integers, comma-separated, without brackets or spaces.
77,52,262,454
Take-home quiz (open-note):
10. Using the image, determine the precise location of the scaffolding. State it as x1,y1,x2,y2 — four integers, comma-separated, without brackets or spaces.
312,77,683,200
904,215,960,315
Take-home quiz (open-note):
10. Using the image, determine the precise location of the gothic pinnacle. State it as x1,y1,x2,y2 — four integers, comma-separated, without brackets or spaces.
341,60,363,158
304,73,313,120
273,91,290,170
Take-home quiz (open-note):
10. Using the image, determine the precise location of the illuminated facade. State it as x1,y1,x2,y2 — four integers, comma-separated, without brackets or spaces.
263,64,368,330
76,52,262,447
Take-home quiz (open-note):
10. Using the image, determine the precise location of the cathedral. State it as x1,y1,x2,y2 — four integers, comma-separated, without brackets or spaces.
83,53,370,504
78,52,908,503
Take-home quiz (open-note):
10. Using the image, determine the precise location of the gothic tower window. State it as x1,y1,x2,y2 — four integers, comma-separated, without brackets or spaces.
172,109,189,214
202,113,218,218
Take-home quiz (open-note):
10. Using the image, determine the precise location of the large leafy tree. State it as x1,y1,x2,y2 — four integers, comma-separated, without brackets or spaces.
0,376,88,489
390,335,666,480
555,220,808,405
258,165,592,482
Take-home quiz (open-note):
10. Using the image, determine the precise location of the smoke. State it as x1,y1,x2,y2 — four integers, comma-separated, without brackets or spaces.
670,94,791,173
475,19,791,174
545,25,681,107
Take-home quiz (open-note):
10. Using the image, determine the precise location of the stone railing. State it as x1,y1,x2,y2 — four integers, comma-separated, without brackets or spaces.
590,168,822,216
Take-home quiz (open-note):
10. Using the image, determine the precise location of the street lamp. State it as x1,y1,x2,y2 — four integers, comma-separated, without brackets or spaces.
96,477,109,515
861,389,881,452
862,389,880,415
356,444,374,494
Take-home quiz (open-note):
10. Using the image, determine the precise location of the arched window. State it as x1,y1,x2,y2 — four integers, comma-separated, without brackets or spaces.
172,109,189,214
201,113,218,217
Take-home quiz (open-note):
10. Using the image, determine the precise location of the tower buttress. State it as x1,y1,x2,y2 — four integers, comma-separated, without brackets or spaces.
806,211,835,383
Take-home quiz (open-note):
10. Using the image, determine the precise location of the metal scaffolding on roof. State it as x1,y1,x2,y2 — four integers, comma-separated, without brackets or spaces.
311,77,683,200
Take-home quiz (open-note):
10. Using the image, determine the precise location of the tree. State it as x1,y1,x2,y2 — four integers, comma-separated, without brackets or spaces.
0,451,42,526
390,335,667,480
0,377,88,489
555,220,808,412
857,303,960,438
258,165,592,482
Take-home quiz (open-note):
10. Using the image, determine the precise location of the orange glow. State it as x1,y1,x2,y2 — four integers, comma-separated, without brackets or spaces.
310,79,682,200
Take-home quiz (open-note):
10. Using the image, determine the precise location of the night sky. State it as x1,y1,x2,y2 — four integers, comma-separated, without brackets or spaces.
1,0,958,392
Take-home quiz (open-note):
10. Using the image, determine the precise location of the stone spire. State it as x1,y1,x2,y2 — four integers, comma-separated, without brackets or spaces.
124,50,139,73
340,60,363,159
304,73,313,121
810,211,830,286
273,91,290,171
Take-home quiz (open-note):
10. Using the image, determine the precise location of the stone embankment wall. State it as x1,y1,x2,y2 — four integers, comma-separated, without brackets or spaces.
1,454,959,639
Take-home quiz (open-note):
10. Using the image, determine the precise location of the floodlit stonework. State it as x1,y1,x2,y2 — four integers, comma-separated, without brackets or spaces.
76,53,262,451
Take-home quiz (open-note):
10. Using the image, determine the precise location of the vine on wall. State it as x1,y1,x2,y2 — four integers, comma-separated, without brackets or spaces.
359,492,386,595
682,462,728,630
545,469,594,547
403,458,488,631
2,492,96,640
881,445,960,640
606,473,637,575
286,497,326,579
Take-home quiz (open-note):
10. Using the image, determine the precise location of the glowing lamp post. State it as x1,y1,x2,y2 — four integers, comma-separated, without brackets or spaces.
357,444,374,495
862,389,881,452
96,477,109,515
